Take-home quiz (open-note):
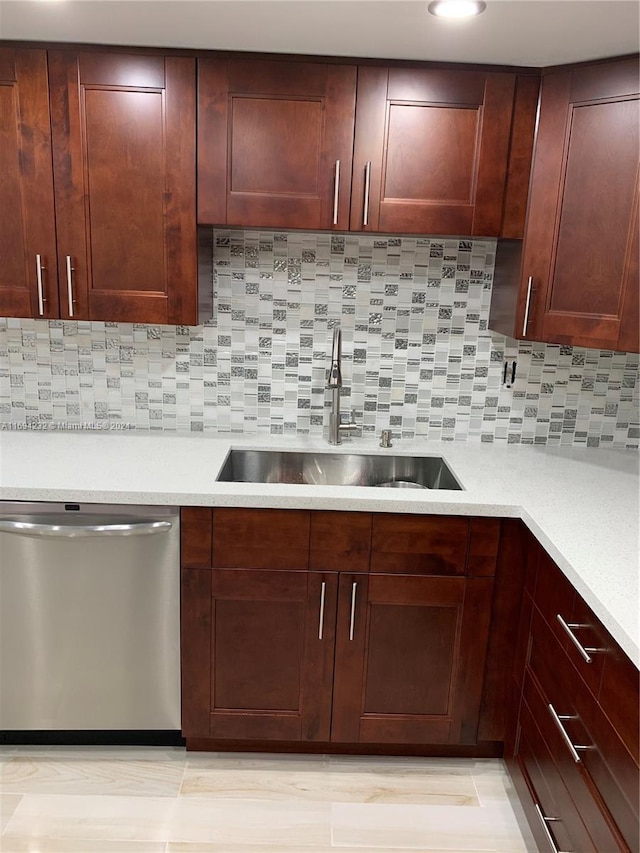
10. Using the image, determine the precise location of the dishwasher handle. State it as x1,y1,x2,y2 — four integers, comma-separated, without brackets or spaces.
0,519,173,538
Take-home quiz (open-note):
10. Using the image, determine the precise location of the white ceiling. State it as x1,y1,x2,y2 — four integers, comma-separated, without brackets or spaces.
0,0,638,68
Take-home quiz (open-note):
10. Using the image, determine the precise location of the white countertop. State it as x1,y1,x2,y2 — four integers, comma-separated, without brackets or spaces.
1,430,638,666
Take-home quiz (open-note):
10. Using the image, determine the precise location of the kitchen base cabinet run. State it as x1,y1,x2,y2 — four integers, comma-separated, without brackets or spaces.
505,549,640,853
180,508,501,755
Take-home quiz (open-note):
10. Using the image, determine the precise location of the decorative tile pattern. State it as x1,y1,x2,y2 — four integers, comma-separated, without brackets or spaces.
0,229,637,448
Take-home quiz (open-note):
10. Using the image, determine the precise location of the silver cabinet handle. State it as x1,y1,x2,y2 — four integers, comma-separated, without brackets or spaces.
534,803,571,853
349,581,357,640
548,703,589,763
363,161,371,227
332,160,341,226
556,614,603,663
35,254,46,316
0,519,172,538
66,255,75,318
318,581,326,640
522,275,533,336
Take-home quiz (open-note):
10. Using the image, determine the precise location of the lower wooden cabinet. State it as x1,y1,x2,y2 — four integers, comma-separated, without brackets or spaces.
180,505,639,849
331,572,493,745
506,548,639,853
181,508,498,749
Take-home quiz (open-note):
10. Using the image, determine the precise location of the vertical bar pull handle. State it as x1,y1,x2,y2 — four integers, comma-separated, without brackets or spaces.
533,804,570,853
363,162,372,227
332,160,341,226
318,581,326,640
66,256,75,318
522,276,533,336
35,254,45,316
349,581,357,641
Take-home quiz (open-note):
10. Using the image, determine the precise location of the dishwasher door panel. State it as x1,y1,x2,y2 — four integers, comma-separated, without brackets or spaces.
0,504,181,731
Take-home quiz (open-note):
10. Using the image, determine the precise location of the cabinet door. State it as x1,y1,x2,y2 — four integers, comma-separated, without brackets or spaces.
351,66,515,235
331,573,494,745
198,58,356,230
207,569,337,742
0,48,58,319
520,59,639,351
48,51,198,324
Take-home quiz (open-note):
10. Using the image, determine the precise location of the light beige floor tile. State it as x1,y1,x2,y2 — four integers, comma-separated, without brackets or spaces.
167,845,498,853
7,746,186,762
0,794,23,832
0,756,185,797
331,802,531,851
181,766,478,805
185,752,326,772
471,765,515,807
7,794,331,846
326,756,480,773
471,768,538,853
0,838,167,852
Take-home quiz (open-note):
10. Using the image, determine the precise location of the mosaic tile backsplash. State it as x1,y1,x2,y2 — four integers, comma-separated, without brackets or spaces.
1,229,638,448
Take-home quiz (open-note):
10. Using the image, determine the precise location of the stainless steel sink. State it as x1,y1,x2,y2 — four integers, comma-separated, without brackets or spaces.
217,450,463,490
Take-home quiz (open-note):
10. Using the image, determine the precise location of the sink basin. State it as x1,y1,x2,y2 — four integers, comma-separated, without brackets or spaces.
217,450,463,490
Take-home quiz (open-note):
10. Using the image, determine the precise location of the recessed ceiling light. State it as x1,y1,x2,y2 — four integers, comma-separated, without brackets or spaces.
428,1,487,19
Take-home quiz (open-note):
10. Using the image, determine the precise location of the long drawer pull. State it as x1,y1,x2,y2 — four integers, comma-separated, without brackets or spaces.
36,254,46,316
318,581,326,640
556,614,603,663
66,255,75,318
363,162,371,227
349,582,357,641
522,275,533,335
534,803,572,853
548,703,589,763
332,160,341,226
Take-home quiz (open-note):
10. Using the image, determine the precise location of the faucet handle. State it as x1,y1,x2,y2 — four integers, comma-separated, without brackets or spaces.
379,429,393,448
338,411,360,434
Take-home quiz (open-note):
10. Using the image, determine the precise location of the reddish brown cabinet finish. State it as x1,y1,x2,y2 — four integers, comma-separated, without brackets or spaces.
48,50,201,324
505,544,639,853
331,572,494,745
0,47,205,324
181,507,500,752
198,57,356,230
207,568,337,742
491,56,640,352
350,66,517,236
0,47,58,319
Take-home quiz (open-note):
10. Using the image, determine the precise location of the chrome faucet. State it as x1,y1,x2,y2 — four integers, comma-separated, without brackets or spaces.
326,325,359,445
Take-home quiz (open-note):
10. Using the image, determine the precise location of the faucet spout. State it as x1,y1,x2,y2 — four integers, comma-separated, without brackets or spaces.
326,325,342,388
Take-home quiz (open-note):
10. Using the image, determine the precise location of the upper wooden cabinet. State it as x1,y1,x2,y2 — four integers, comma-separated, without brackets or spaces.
490,56,640,352
0,48,57,319
0,47,206,325
197,57,532,237
197,57,357,230
350,66,517,236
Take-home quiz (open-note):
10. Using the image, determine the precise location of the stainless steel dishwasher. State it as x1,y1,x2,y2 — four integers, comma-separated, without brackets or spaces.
0,501,181,734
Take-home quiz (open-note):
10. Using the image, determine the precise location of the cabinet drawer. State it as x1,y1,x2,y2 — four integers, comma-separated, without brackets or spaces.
370,515,469,574
310,511,371,572
529,608,639,851
535,551,640,759
212,508,311,569
534,551,605,697
518,695,604,853
522,668,627,852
